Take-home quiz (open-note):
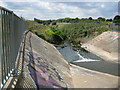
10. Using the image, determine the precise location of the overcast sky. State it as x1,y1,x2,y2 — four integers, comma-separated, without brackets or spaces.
0,0,119,20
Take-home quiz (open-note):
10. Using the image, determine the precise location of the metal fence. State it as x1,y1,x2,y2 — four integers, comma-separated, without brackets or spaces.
0,6,27,89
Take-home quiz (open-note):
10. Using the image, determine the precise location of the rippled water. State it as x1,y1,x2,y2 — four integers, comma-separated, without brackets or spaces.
57,45,119,76
57,45,103,62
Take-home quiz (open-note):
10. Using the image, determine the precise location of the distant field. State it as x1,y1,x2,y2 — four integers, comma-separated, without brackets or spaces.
56,23,71,29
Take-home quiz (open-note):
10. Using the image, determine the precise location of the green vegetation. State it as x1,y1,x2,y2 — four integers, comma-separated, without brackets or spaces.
34,17,81,25
60,19,111,45
97,17,106,21
28,16,113,47
113,15,120,23
27,20,66,44
34,17,113,25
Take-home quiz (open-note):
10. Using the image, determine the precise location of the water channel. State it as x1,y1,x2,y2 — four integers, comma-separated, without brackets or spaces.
57,45,119,76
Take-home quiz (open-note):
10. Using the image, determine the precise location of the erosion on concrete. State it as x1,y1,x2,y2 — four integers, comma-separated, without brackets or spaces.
81,31,119,63
17,32,119,89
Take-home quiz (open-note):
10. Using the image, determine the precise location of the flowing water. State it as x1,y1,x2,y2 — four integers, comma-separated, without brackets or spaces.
57,45,119,76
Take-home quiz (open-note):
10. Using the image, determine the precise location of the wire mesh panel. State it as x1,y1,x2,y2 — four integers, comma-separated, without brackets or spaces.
0,6,27,89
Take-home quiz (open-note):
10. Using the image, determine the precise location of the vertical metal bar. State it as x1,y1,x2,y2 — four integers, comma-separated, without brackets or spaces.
11,12,15,72
8,12,11,76
4,11,9,80
9,12,13,76
1,9,6,85
2,10,6,83
0,8,3,89
5,10,8,80
9,11,14,76
3,10,8,81
6,11,10,77
1,9,4,87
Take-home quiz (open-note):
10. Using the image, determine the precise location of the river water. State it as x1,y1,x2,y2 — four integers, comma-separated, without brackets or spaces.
57,45,119,76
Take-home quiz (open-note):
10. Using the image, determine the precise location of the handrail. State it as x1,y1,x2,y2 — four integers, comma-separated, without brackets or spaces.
0,6,12,13
0,6,27,89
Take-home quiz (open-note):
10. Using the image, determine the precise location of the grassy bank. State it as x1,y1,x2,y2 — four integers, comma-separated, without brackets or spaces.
27,20,66,44
27,19,112,48
59,19,111,46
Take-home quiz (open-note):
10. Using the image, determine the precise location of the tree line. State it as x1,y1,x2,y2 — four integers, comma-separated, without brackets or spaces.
34,15,120,25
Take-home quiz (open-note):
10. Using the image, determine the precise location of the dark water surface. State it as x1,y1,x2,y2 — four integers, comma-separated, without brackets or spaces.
57,46,119,76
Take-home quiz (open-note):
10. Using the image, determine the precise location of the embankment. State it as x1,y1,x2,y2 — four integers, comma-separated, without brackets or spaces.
81,31,119,63
20,32,73,88
17,32,119,88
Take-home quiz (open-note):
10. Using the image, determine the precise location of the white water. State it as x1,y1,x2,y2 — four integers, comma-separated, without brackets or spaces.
73,50,100,62
57,46,119,76
57,46,102,62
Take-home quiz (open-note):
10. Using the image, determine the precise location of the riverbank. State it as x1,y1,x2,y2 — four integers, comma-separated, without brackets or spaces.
70,63,119,88
81,43,118,63
17,32,119,88
81,31,119,64
57,44,119,76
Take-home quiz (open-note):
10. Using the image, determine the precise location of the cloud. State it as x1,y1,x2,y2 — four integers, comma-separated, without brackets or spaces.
2,0,120,2
7,1,86,19
101,4,105,8
0,1,118,20
0,1,7,7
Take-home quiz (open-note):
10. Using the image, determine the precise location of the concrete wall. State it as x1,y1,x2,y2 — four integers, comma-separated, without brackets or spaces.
82,31,119,63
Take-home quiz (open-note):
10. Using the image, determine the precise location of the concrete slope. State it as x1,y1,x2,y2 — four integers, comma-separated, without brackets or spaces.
82,31,119,63
24,32,73,88
70,64,119,88
17,31,119,89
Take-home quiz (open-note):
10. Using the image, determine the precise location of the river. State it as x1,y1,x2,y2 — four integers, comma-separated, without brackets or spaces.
57,45,119,76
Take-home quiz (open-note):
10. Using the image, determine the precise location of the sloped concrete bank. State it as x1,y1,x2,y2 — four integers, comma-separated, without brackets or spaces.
18,32,119,89
70,64,119,88
19,32,73,88
81,31,119,63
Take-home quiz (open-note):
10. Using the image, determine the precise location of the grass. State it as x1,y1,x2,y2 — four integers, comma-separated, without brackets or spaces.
27,19,112,46
59,20,112,45
27,20,66,44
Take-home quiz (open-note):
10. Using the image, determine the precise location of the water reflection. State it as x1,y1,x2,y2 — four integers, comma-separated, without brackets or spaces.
57,46,119,76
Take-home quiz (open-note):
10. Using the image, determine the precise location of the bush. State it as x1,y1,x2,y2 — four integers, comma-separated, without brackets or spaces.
113,15,120,23
35,32,45,40
52,34,63,44
60,20,111,45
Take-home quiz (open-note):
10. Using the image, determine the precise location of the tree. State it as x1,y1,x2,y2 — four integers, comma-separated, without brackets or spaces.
113,15,120,23
97,17,105,21
89,17,93,20
51,21,56,25
106,19,112,22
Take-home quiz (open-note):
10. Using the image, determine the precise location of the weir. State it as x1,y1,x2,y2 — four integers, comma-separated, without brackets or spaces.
0,7,119,89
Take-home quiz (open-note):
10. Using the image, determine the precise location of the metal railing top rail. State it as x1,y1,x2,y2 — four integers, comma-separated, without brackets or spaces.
0,6,26,21
0,6,12,13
